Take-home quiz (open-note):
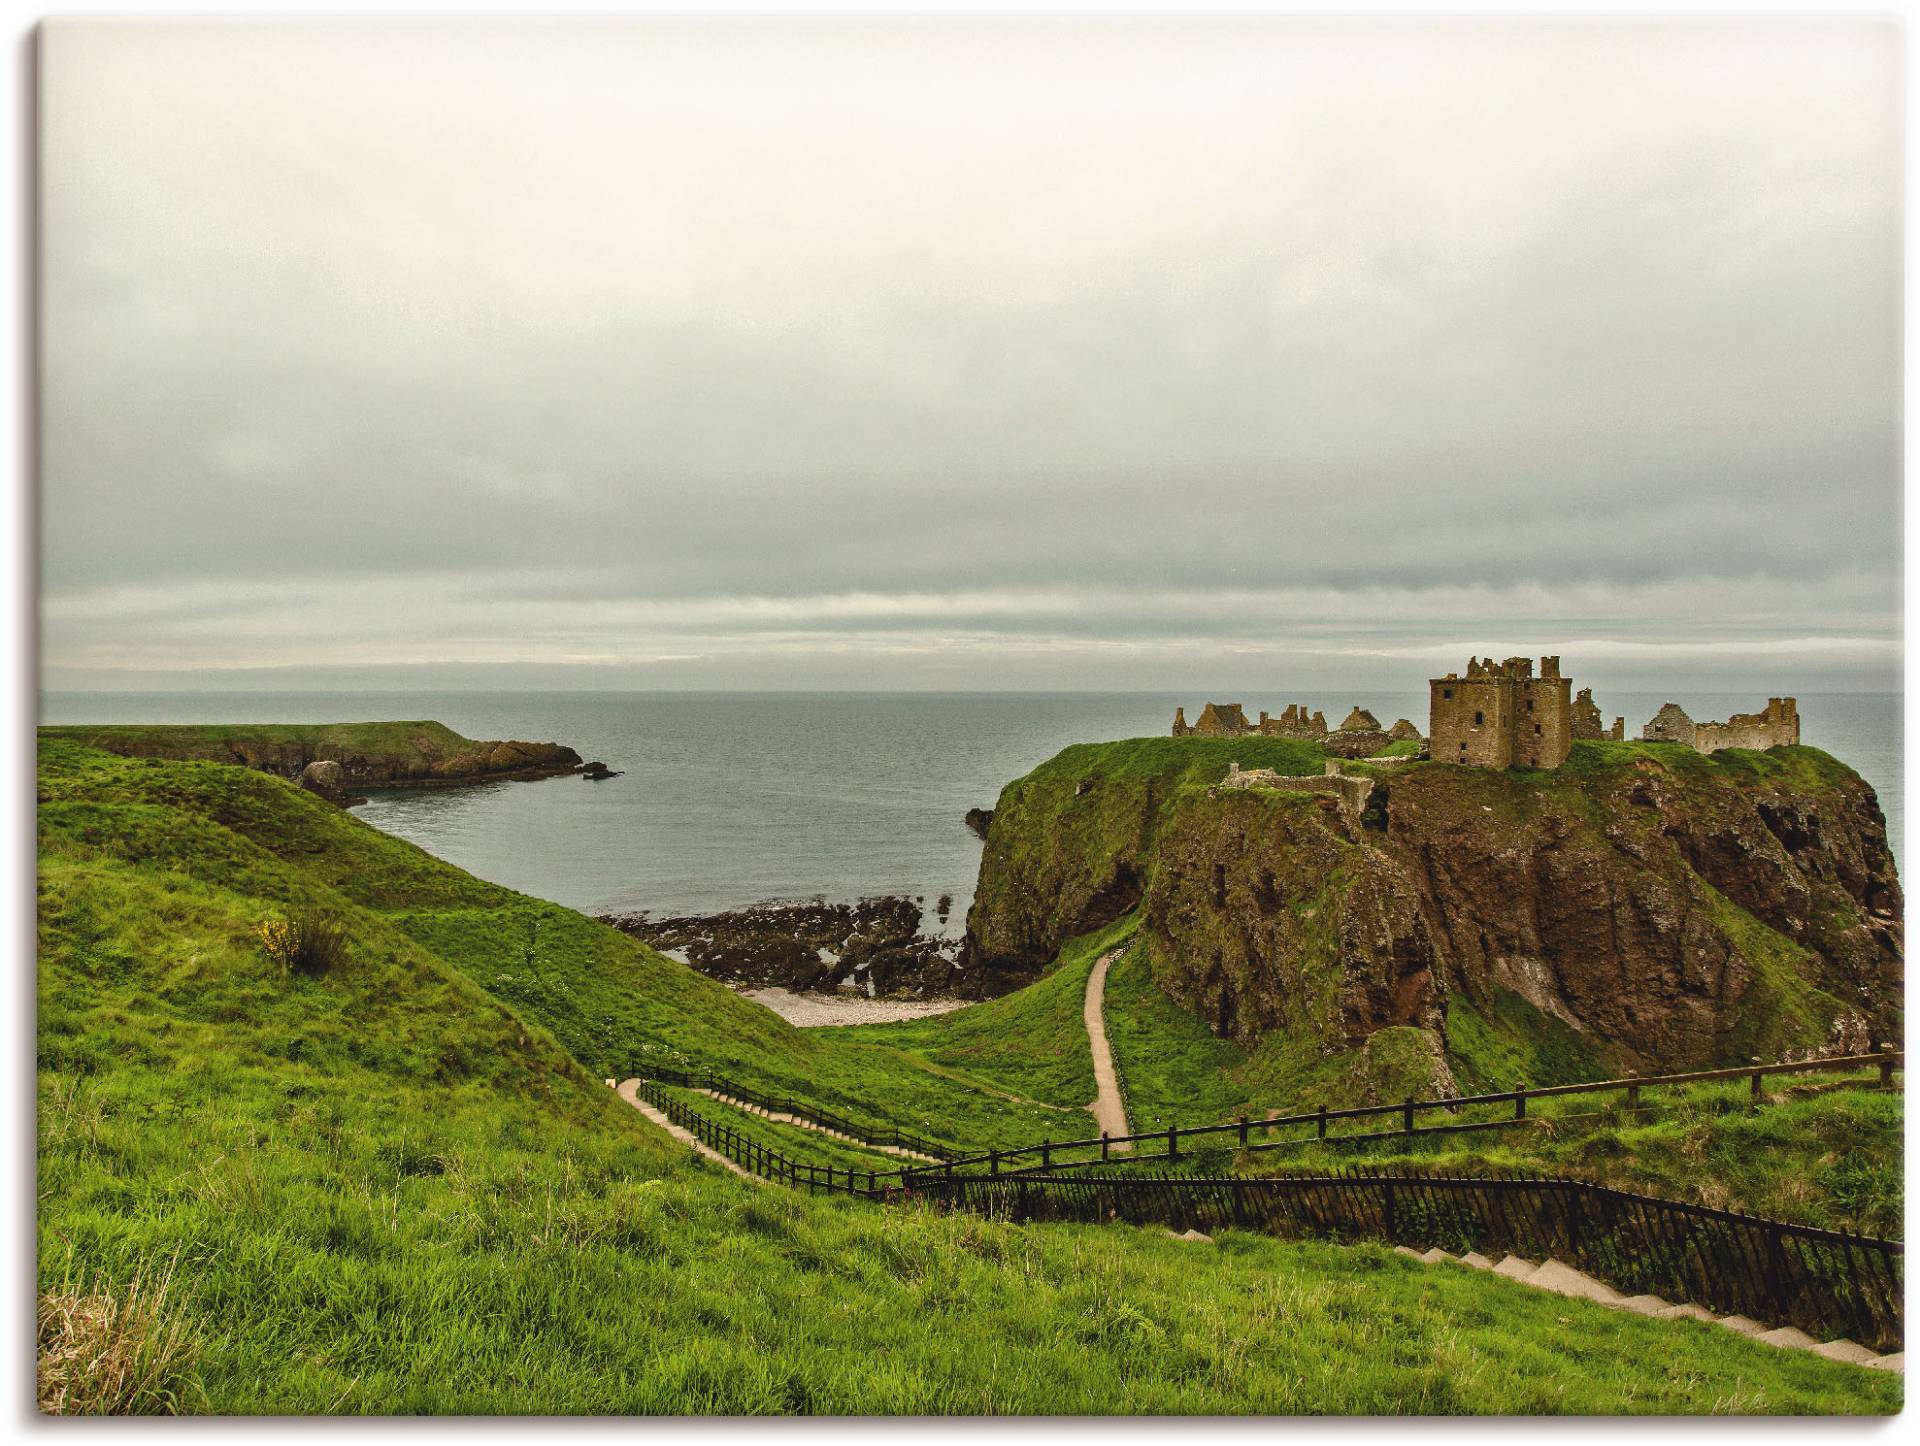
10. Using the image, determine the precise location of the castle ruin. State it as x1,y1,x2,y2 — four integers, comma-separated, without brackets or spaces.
1429,656,1573,769
1570,687,1626,742
1642,698,1799,754
1173,702,1327,739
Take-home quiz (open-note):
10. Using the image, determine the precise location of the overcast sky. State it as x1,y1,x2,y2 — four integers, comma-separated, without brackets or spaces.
39,19,1901,694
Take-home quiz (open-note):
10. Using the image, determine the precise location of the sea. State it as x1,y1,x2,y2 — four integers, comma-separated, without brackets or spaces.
39,690,1904,936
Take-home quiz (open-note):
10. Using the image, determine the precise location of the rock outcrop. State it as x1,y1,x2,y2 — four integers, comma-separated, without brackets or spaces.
965,740,1902,1074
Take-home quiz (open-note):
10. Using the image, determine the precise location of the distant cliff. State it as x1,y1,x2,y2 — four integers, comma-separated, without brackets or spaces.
964,738,1902,1078
36,720,583,790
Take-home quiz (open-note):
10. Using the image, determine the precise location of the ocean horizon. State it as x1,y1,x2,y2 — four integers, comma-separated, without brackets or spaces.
39,689,1903,934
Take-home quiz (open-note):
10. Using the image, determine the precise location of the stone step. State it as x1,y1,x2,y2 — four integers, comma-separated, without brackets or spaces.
1808,1340,1880,1366
1610,1294,1672,1316
1654,1303,1716,1323
1491,1255,1540,1282
1382,1236,1889,1370
1529,1259,1624,1305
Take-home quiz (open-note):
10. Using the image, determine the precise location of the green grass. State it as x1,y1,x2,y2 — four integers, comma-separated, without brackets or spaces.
1240,1078,1902,1238
1700,885,1847,1066
39,719,482,764
1446,990,1608,1093
842,915,1142,1114
36,741,1903,1412
36,740,1070,1155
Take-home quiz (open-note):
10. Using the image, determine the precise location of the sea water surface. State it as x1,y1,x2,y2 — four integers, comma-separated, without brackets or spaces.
41,690,1903,933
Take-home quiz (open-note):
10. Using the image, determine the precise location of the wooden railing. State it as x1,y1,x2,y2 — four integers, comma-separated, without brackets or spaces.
899,1050,1904,1181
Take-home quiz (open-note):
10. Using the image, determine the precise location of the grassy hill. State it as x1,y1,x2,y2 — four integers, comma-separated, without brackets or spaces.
37,720,580,786
35,740,1900,1413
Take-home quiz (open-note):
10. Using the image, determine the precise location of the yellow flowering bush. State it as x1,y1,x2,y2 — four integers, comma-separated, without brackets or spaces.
254,910,347,977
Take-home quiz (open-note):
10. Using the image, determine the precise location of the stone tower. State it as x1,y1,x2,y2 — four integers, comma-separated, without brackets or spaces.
1429,655,1574,769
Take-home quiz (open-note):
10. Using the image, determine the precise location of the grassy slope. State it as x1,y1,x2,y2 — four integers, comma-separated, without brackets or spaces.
36,743,1899,1413
36,740,1068,1155
38,719,481,763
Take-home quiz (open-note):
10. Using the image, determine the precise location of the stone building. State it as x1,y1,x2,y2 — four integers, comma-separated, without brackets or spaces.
1429,655,1574,769
1570,687,1625,742
1257,704,1328,738
1388,718,1422,741
1172,702,1253,737
1173,701,1327,738
1641,698,1799,754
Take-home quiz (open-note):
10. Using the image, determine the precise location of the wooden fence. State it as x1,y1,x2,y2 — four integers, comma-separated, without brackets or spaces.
899,1050,1904,1181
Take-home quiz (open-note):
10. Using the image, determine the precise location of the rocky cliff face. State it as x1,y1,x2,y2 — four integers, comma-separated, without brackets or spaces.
967,740,1902,1074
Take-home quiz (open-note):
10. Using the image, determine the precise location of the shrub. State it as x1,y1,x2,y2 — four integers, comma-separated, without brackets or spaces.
255,909,349,978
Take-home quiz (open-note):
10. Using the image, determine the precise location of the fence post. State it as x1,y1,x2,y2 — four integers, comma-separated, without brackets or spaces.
1101,1132,1109,1162
1238,1116,1249,1147
1042,1141,1052,1169
1403,1097,1415,1133
1317,1104,1328,1140
1881,1046,1896,1090
1625,1073,1640,1113
990,1150,1000,1177
1515,1092,1527,1121
1751,1056,1764,1109
1168,1126,1179,1162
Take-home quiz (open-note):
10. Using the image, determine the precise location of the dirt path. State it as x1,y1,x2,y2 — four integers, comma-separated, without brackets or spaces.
692,1088,942,1163
612,1078,758,1182
1084,949,1132,1150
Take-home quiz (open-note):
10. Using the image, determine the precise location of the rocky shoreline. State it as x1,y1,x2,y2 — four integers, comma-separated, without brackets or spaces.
601,894,1009,1002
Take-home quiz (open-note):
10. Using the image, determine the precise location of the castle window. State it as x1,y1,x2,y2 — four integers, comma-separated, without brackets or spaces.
1473,710,1484,726
1527,700,1534,713
1442,688,1452,700
1534,724,1542,736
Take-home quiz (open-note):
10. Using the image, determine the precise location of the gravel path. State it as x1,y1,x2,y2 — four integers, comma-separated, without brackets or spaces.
1084,949,1132,1150
741,986,970,1028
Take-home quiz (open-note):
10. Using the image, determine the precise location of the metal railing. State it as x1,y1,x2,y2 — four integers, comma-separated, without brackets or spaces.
633,1065,958,1161
911,1167,1905,1350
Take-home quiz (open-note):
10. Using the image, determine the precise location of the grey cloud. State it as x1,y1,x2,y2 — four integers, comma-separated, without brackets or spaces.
38,19,1901,690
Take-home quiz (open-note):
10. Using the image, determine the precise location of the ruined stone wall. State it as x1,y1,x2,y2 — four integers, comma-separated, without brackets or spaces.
1641,698,1798,754
1694,698,1800,753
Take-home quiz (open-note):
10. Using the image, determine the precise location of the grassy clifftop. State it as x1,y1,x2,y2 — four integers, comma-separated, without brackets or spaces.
38,720,581,786
970,737,1903,1081
964,735,1326,981
36,740,1899,1413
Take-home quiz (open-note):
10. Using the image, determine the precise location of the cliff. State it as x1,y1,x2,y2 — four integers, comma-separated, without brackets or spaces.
965,738,1902,1077
36,720,583,790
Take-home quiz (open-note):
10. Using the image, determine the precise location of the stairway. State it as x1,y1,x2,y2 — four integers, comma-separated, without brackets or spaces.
1391,1246,1902,1372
